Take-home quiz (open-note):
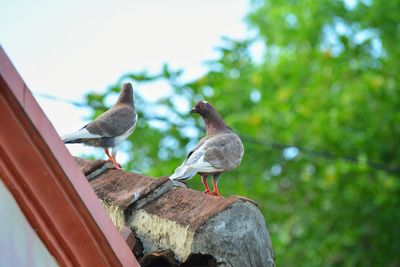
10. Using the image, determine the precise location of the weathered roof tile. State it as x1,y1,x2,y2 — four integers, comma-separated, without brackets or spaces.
75,157,275,267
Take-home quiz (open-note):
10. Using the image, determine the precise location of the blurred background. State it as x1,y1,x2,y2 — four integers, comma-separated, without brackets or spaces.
1,0,399,266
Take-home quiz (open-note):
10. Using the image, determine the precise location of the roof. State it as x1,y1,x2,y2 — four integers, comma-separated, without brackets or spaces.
0,46,139,267
75,157,274,267
76,157,249,230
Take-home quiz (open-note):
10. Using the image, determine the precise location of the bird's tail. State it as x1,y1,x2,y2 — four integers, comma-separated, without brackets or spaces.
62,132,82,144
62,128,99,144
169,165,197,181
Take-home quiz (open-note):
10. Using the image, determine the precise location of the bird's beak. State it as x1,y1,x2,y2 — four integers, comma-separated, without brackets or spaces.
190,107,197,114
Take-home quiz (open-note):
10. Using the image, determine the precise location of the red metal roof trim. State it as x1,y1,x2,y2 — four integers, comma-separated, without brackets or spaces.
0,46,139,267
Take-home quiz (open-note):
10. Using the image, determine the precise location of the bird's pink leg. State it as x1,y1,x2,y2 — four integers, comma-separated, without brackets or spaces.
111,148,122,169
103,148,113,161
201,176,210,193
111,154,122,169
210,175,222,196
103,148,121,169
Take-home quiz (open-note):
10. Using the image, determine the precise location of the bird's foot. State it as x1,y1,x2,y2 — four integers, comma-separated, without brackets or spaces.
114,163,122,169
107,160,122,169
209,191,222,197
203,190,211,194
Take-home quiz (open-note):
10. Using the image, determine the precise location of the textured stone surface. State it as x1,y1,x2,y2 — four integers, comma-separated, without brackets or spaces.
74,157,111,179
129,209,195,262
142,187,243,230
192,201,275,267
76,157,275,266
129,194,275,266
75,157,172,209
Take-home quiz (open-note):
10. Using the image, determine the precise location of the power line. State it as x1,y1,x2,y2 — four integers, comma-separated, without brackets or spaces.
33,92,88,108
34,92,399,175
242,137,399,175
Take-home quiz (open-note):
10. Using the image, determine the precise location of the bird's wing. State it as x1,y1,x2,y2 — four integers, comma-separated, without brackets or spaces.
203,133,244,171
85,105,137,137
181,136,210,164
169,139,223,180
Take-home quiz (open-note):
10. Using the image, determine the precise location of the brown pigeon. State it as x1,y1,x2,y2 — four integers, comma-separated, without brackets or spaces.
169,100,244,196
62,83,138,169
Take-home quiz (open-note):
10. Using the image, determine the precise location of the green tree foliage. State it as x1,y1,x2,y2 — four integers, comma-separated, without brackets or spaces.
84,0,400,266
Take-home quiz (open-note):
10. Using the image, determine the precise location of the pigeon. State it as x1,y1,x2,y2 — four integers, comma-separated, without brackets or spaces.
62,82,138,169
169,100,244,196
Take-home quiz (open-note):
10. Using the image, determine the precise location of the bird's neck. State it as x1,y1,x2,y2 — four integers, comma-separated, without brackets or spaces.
116,89,134,106
203,111,231,135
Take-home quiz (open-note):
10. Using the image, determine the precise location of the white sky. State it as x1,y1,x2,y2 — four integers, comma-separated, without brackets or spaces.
0,0,249,160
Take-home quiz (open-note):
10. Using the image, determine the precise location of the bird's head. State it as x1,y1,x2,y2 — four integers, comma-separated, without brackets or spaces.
190,100,211,116
191,100,231,134
116,82,134,106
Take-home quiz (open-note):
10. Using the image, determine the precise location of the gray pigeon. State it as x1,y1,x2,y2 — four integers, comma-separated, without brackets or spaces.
62,82,138,169
169,100,244,196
